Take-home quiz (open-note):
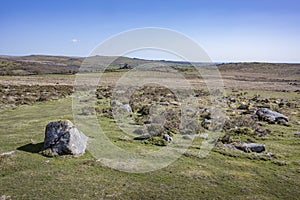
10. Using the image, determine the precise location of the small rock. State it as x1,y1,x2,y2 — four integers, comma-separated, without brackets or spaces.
0,151,15,156
163,134,173,142
120,104,132,112
170,101,180,106
229,97,236,103
201,119,211,129
111,100,132,113
266,152,276,158
198,133,208,138
158,102,170,106
143,120,151,124
111,100,123,107
237,104,249,110
235,142,266,153
221,135,231,144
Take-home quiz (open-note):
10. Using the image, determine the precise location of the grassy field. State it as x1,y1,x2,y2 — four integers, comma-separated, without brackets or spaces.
0,57,299,199
1,93,299,199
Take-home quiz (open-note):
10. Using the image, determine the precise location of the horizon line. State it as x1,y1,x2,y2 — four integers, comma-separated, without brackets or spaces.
0,53,299,64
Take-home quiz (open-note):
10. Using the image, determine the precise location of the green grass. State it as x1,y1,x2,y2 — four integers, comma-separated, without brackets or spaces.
0,97,300,199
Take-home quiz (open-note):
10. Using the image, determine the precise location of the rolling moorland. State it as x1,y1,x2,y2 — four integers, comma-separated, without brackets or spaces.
0,55,299,199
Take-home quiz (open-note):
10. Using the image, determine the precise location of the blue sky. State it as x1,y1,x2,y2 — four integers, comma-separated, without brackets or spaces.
0,0,299,62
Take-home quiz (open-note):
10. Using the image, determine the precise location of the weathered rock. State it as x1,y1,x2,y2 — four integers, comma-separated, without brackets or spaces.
0,151,15,156
158,101,170,106
111,100,132,113
201,118,211,129
237,104,249,110
110,100,123,107
43,120,88,156
256,108,288,124
277,119,288,126
229,97,236,103
120,104,132,112
170,101,180,106
221,134,231,144
163,134,173,142
235,142,266,153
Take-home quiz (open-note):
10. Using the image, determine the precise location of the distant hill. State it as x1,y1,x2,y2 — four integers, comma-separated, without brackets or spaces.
0,55,299,76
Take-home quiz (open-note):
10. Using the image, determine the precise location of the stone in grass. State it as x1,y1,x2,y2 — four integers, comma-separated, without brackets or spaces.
256,108,288,125
163,134,173,142
43,120,88,157
235,142,266,153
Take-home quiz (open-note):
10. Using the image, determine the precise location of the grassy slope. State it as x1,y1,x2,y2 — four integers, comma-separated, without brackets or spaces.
0,96,299,199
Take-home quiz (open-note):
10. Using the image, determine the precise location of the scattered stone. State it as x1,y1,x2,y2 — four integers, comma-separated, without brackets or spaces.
198,133,208,138
229,97,236,103
266,152,277,158
256,108,288,124
235,142,266,153
163,134,173,142
120,104,132,112
110,100,123,107
221,135,231,144
279,99,288,107
170,101,180,106
143,120,151,124
1,195,12,200
201,118,211,129
295,132,300,137
0,150,15,156
111,100,132,113
43,120,88,157
237,104,249,110
158,102,170,106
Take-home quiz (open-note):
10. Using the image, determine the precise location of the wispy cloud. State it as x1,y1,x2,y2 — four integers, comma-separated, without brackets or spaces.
71,38,79,43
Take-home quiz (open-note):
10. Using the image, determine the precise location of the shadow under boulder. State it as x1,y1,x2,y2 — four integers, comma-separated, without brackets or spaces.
17,142,44,154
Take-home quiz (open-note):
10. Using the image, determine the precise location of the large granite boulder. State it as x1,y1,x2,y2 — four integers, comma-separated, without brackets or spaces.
43,120,88,157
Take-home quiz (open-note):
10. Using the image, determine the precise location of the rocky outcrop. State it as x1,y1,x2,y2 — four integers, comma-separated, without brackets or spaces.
43,120,88,157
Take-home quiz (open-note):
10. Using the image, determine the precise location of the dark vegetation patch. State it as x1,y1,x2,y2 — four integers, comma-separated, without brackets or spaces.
0,84,73,106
